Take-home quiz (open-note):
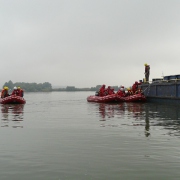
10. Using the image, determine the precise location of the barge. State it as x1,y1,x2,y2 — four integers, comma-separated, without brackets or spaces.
140,74,180,104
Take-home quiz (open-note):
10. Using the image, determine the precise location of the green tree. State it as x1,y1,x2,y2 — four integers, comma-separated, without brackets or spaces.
3,80,14,90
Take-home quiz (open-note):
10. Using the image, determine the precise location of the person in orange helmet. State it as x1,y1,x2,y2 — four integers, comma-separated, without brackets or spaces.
144,63,150,82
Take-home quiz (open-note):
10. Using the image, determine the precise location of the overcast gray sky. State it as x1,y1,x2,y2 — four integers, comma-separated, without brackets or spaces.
1,0,180,88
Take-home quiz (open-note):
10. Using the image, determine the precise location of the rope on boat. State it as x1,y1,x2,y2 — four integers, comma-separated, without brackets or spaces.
141,79,163,95
142,83,151,95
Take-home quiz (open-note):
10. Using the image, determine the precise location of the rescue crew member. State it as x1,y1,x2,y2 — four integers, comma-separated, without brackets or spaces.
1,86,9,98
132,81,142,94
106,86,115,95
144,63,150,82
17,87,24,97
117,86,126,97
137,88,143,94
11,86,18,95
99,84,106,97
126,87,133,96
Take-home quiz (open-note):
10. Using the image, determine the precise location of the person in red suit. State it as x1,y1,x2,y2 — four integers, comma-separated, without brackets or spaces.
117,86,126,97
137,88,143,94
11,86,18,95
99,84,106,96
106,86,115,95
132,81,138,94
132,81,142,94
17,87,24,97
1,86,9,98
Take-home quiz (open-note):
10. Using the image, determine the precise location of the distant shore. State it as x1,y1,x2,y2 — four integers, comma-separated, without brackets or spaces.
1,81,119,92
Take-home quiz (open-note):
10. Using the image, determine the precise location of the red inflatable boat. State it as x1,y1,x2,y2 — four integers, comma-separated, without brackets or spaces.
0,95,26,104
87,93,146,103
117,93,146,102
87,94,117,103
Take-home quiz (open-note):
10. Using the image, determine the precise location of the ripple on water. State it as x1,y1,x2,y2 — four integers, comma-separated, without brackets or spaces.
1,92,180,179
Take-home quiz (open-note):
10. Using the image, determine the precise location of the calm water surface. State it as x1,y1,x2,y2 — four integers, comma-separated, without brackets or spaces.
1,92,180,180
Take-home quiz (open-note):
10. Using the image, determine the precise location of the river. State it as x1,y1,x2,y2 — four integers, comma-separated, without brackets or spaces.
0,92,180,180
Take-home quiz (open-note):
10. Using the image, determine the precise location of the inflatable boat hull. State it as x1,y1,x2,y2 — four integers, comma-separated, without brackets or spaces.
0,95,26,104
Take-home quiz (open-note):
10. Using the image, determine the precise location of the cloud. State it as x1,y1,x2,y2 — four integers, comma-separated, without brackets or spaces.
1,0,180,88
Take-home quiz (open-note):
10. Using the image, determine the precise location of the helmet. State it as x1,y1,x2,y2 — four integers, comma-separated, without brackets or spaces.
4,86,9,90
3,86,6,89
17,87,21,89
14,86,17,90
144,63,148,66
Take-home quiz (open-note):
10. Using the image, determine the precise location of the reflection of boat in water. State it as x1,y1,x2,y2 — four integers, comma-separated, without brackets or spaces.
0,95,26,104
98,103,116,119
97,102,143,120
1,104,24,128
95,102,180,136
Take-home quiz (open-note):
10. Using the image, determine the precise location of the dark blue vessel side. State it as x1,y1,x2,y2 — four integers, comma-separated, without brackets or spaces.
140,75,180,104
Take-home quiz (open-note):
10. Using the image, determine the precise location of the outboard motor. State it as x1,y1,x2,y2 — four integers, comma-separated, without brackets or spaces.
95,91,99,96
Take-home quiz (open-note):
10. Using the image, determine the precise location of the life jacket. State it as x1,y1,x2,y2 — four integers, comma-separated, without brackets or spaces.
117,90,125,97
99,85,106,96
145,65,150,73
16,89,20,96
132,84,138,94
1,89,8,98
99,88,105,96
106,87,114,95
126,89,133,96
137,88,142,94
1,89,5,98
19,89,24,97
12,89,18,95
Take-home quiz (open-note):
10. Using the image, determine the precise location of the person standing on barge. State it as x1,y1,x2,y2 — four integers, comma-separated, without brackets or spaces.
144,63,150,82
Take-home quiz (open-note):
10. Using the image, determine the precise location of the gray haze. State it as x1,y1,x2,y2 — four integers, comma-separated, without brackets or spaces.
1,0,180,88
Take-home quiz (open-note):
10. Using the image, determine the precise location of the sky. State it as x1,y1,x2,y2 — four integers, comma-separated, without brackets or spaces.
1,0,180,88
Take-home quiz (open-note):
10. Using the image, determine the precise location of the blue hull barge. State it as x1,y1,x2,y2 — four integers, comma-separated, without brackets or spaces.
140,74,180,104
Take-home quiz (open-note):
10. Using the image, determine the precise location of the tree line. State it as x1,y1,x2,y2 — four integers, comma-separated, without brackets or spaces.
2,81,119,92
52,85,119,91
2,80,52,92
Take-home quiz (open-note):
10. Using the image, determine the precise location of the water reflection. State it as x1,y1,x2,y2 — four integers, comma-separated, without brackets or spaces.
99,103,115,120
98,102,144,120
1,104,24,128
145,103,180,137
97,102,180,137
